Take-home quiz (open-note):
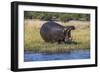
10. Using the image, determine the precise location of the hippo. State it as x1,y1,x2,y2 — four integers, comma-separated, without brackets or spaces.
40,21,75,43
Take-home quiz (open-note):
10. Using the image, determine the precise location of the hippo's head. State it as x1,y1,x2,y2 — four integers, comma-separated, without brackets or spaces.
63,26,75,43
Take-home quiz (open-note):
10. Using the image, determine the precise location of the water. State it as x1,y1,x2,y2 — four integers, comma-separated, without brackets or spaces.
24,50,90,62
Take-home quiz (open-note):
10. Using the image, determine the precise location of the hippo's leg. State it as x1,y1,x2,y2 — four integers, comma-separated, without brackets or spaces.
58,40,62,44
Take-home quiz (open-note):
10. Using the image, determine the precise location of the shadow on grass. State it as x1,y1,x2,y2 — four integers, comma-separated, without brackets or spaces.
65,41,80,45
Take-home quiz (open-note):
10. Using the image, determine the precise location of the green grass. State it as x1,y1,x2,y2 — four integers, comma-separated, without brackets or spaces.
24,19,90,53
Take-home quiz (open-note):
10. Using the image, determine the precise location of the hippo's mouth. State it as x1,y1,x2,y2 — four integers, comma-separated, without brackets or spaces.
64,29,72,43
67,29,71,38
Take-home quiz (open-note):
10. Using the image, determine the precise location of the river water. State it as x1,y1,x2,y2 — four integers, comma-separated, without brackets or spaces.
24,50,90,62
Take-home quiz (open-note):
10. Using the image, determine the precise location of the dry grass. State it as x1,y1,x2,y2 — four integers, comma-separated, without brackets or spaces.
24,19,90,53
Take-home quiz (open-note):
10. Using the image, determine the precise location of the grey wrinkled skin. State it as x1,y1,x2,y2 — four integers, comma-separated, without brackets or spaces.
40,21,75,44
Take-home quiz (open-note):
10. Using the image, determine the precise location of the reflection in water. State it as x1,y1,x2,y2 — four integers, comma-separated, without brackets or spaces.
24,50,90,62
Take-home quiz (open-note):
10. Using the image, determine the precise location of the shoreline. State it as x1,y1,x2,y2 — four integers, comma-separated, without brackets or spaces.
24,48,90,54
